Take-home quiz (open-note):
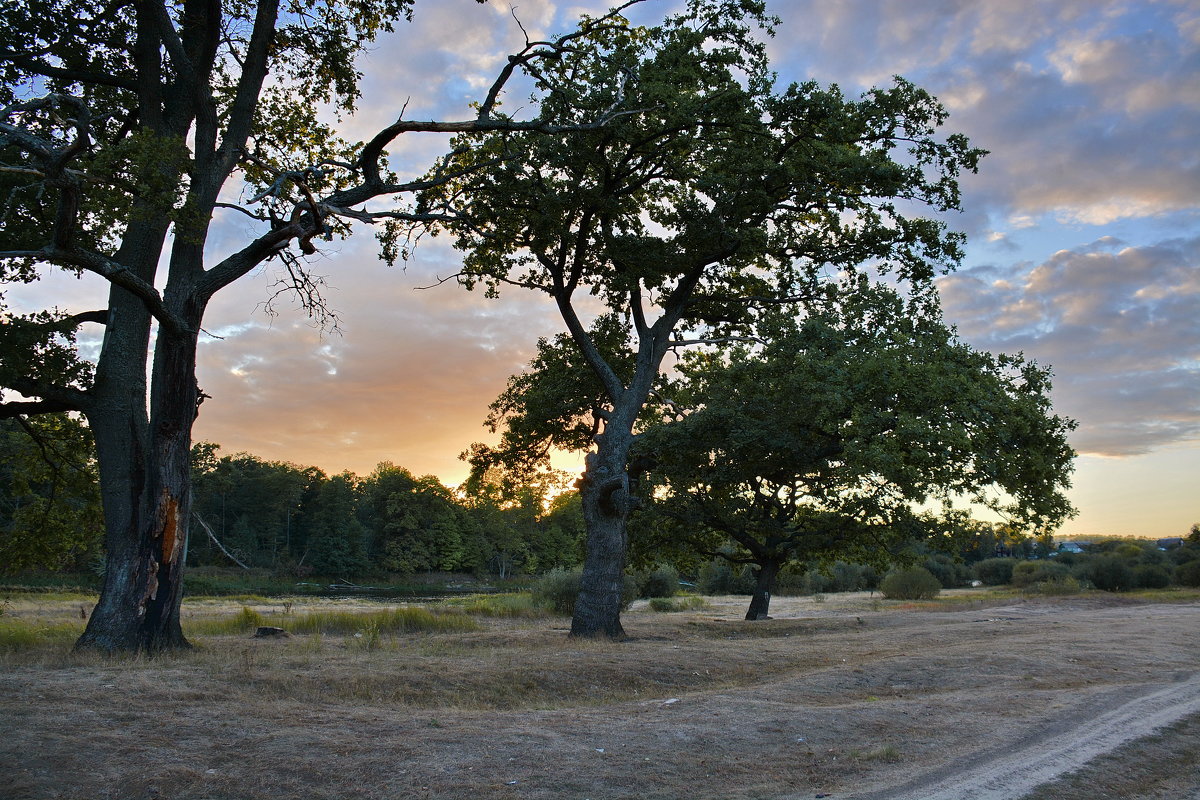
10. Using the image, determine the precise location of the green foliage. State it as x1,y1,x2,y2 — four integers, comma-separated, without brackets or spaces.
189,444,317,570
1011,560,1071,588
636,565,679,598
1074,555,1135,592
362,463,473,575
697,560,757,595
974,558,1018,586
880,567,942,600
636,278,1074,614
1022,575,1082,596
304,473,369,576
1176,560,1200,588
1133,564,1171,590
923,554,973,589
532,569,638,616
0,415,104,573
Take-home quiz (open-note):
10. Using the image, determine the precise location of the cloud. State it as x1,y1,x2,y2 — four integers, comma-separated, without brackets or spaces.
766,0,1200,228
193,237,567,482
938,235,1200,456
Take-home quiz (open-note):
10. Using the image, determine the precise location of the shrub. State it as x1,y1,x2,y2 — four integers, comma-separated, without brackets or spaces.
1074,555,1134,592
830,561,879,592
1177,559,1200,588
880,567,941,600
924,554,972,589
1133,564,1171,589
1113,543,1144,560
974,557,1018,586
1011,560,1070,588
638,565,679,598
697,560,756,595
1023,576,1082,595
532,569,637,615
802,569,834,595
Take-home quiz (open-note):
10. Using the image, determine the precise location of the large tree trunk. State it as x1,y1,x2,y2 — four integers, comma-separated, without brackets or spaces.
745,558,782,621
570,429,635,639
75,272,201,653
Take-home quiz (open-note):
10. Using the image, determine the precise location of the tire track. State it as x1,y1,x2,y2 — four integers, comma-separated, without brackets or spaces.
843,671,1200,800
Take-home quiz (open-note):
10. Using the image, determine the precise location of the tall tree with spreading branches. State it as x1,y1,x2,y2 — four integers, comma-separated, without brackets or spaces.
430,0,985,637
0,0,644,652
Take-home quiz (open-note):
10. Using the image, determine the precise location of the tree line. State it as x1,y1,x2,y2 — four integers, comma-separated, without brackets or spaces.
1,420,586,580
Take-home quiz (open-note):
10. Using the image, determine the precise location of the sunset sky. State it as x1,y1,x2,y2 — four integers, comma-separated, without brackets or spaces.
12,0,1199,539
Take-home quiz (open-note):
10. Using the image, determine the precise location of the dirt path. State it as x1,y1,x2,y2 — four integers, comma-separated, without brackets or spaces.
846,670,1200,800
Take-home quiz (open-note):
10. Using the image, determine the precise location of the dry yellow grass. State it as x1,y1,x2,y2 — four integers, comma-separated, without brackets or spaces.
2,589,1198,800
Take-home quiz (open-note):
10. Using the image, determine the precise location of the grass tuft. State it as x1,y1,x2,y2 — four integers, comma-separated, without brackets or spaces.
0,618,84,652
648,595,710,612
852,745,902,762
439,592,546,618
187,606,267,636
285,606,480,636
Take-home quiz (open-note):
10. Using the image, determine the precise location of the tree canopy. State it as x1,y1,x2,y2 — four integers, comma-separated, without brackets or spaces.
635,278,1077,618
432,0,984,636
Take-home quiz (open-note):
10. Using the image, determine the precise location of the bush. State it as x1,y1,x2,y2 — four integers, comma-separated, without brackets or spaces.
880,567,941,600
637,565,679,598
1023,576,1082,595
974,557,1018,586
1134,564,1171,589
829,561,879,592
697,560,756,595
1074,555,1134,592
532,569,638,615
923,554,972,589
1177,559,1200,587
1011,560,1070,588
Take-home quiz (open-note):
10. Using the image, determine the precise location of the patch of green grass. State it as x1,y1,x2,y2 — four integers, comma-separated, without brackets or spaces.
439,592,546,618
187,606,268,636
285,606,480,636
188,605,481,638
0,618,84,652
851,745,901,763
0,572,102,593
648,595,710,612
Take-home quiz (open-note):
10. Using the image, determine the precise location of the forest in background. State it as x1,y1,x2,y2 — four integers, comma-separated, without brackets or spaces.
5,412,1198,600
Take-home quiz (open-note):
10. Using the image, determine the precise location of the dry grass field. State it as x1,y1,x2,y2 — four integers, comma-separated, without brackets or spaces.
2,588,1198,800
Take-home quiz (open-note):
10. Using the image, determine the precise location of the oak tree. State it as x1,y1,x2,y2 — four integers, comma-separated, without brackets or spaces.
638,279,1077,619
0,0,642,652
431,0,984,636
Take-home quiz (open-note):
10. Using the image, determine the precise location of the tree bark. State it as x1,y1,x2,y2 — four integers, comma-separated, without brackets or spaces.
745,558,782,620
76,319,199,653
570,429,635,639
74,221,203,653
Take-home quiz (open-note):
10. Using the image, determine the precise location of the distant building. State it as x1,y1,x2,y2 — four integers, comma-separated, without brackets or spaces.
1157,537,1184,550
1056,542,1088,554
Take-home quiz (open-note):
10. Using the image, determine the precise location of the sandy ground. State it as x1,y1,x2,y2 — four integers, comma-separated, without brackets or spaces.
2,589,1198,800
